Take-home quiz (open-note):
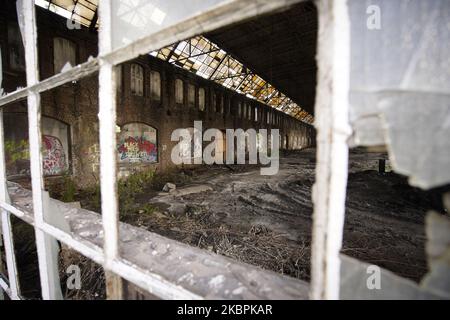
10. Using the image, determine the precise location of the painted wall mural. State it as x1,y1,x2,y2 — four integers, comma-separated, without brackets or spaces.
117,123,158,163
3,114,70,177
42,135,68,175
4,136,68,176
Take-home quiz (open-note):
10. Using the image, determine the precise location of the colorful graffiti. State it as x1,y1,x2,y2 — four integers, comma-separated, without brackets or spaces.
3,114,69,177
118,136,157,163
117,123,158,163
42,135,68,175
4,136,67,176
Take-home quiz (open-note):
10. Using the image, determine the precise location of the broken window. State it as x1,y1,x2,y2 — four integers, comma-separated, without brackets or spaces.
8,22,25,71
150,71,161,101
198,87,205,111
1,0,320,302
187,83,195,107
130,64,144,96
36,0,99,29
175,79,184,104
116,65,122,92
53,37,77,74
211,91,216,111
220,95,224,114
7,0,446,303
216,92,222,113
225,96,230,115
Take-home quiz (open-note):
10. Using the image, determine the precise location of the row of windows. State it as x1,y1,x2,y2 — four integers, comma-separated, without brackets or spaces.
5,31,78,75
53,37,77,73
50,37,164,101
50,36,308,129
176,76,288,126
7,27,75,74
129,63,162,100
15,33,308,132
129,65,301,127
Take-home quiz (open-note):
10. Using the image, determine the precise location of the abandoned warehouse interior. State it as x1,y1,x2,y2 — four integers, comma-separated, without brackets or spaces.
0,0,449,301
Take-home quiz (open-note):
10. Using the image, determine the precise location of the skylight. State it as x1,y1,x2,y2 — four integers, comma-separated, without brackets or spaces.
34,0,313,124
152,36,314,124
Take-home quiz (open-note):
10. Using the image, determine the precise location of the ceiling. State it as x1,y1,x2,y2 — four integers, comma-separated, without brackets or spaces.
34,0,318,120
205,1,318,116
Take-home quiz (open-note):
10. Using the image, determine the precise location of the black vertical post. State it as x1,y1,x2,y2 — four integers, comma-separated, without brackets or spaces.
378,159,386,174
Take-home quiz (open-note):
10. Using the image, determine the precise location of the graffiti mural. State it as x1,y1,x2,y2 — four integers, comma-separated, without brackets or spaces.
117,123,158,163
3,114,70,177
42,135,68,175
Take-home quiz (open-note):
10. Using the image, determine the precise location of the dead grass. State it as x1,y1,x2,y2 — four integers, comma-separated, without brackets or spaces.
59,245,106,300
122,208,311,281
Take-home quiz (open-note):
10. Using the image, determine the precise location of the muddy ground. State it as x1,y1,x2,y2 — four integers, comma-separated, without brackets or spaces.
119,148,446,283
8,148,448,299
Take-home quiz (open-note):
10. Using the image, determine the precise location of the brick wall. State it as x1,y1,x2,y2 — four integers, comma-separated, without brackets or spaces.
1,4,316,188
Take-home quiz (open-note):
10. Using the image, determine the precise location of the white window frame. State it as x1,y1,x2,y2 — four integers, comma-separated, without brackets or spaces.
0,0,350,300
7,22,26,71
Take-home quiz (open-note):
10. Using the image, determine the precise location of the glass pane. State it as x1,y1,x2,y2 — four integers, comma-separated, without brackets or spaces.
111,0,228,50
35,1,99,80
348,0,450,146
1,2,27,95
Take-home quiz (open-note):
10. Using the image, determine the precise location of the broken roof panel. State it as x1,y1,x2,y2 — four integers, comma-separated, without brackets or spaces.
161,38,227,79
33,0,314,124
206,1,318,117
36,0,99,28
153,36,313,123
